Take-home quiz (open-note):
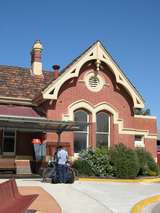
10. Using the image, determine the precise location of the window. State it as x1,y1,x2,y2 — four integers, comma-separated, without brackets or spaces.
96,112,109,147
3,129,16,155
74,110,88,153
134,135,144,148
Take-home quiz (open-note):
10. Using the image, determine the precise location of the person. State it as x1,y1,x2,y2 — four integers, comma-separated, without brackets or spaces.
56,145,68,183
53,146,59,164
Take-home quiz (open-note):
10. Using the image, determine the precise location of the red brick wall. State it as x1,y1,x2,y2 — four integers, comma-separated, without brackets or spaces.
44,63,157,158
47,64,134,123
144,138,157,158
133,117,157,133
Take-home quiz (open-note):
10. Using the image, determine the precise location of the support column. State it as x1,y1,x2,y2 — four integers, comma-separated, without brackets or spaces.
90,122,96,148
56,131,62,146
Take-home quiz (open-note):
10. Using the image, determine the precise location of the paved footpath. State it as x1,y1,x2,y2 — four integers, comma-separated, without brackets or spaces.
1,179,160,213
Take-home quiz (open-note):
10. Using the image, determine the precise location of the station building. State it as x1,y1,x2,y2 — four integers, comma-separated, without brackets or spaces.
0,40,157,173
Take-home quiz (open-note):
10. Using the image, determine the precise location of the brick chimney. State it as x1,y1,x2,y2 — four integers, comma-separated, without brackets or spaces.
31,40,43,75
52,64,60,79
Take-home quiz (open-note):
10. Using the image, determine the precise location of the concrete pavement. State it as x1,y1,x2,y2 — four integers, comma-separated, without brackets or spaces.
1,178,160,213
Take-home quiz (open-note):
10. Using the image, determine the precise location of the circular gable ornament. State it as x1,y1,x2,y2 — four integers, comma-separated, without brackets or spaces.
85,72,105,92
89,76,99,88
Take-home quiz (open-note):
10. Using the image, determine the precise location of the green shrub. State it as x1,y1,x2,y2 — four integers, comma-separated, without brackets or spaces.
73,159,93,176
73,145,158,178
77,147,113,177
110,144,140,178
135,148,158,176
147,170,157,176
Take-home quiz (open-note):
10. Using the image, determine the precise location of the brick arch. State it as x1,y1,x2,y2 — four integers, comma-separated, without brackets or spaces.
62,100,155,139
63,100,119,123
64,100,93,121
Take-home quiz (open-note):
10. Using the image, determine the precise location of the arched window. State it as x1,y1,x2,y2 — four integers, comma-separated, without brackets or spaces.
96,112,109,147
74,110,88,153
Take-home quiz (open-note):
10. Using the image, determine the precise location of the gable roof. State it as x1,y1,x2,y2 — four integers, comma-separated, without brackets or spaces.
42,41,145,108
0,65,53,101
54,41,144,101
0,41,145,108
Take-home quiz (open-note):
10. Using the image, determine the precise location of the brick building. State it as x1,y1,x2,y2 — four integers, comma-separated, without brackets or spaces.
0,40,157,173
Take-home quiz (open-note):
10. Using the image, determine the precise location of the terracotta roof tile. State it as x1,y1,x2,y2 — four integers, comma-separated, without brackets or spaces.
0,65,54,100
0,105,41,117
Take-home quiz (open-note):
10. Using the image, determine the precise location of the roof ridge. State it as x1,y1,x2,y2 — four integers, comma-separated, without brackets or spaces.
59,40,99,74
0,64,29,70
99,42,144,102
0,64,52,73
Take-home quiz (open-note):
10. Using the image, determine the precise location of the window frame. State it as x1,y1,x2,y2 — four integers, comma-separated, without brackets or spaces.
96,111,110,148
134,135,144,148
2,128,16,156
73,110,89,155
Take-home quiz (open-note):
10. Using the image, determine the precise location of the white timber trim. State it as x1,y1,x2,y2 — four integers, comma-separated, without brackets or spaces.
42,41,144,108
63,100,156,139
134,115,157,119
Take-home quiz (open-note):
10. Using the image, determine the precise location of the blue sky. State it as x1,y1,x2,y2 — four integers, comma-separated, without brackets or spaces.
0,0,160,127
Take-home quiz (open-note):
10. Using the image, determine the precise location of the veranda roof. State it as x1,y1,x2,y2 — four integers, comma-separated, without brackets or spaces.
0,115,86,133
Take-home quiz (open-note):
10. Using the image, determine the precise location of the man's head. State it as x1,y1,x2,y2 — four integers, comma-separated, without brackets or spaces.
57,145,63,150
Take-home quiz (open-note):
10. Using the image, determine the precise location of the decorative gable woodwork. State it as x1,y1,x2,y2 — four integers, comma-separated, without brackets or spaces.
42,41,144,108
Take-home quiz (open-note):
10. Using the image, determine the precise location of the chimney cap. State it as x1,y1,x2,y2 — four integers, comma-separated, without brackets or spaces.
32,40,43,50
52,64,60,70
